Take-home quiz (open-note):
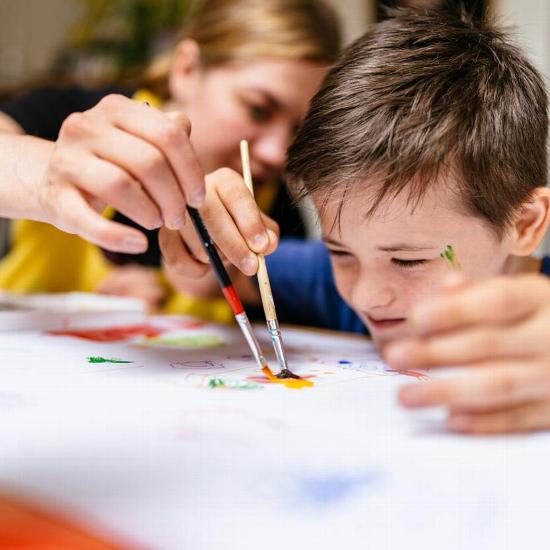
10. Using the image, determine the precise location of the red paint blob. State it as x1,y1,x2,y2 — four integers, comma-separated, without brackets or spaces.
49,324,164,342
170,319,206,329
388,369,429,380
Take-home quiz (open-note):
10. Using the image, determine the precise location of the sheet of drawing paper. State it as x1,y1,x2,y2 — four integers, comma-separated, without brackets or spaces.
1,317,549,550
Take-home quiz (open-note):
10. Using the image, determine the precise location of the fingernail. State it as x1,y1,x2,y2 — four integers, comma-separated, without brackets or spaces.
251,232,268,250
122,237,147,253
152,218,163,229
171,215,185,229
240,255,257,275
398,386,426,408
449,414,471,432
189,190,205,208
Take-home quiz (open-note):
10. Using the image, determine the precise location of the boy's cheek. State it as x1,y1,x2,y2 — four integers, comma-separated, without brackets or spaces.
331,261,438,339
331,265,356,305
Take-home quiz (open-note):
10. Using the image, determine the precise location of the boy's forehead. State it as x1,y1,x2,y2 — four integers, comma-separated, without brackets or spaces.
314,175,472,242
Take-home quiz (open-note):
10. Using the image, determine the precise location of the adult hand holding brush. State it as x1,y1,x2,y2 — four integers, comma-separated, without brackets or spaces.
0,95,205,253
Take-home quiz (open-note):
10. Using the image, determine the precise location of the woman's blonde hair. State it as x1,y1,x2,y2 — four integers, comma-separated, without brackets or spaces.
143,0,341,97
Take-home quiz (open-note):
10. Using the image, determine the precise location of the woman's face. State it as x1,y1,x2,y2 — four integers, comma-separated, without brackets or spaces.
168,43,328,184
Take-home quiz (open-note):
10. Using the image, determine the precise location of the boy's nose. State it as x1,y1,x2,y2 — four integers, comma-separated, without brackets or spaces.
351,276,395,313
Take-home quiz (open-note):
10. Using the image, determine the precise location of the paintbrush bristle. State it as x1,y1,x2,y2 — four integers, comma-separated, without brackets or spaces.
275,368,300,380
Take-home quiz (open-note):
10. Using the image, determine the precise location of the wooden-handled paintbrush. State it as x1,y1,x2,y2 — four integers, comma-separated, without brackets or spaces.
240,140,298,380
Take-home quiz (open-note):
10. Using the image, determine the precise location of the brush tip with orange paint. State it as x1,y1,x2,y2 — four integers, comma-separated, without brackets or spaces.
262,366,314,389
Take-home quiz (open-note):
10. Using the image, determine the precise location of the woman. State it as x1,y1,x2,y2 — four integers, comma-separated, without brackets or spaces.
0,0,340,319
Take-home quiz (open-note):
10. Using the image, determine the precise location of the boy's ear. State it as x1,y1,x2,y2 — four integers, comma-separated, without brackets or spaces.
509,187,550,256
168,39,202,102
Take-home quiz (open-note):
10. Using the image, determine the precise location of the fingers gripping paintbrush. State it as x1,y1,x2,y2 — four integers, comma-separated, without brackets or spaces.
142,102,270,372
240,140,298,380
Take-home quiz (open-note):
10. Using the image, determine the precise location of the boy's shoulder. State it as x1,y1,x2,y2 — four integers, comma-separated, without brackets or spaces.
540,256,550,277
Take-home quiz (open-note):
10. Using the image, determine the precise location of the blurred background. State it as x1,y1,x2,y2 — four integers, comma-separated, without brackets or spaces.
1,1,548,95
0,0,549,251
0,0,370,96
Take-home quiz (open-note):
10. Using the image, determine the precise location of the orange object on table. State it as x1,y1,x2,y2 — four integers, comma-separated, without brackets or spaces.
0,493,132,549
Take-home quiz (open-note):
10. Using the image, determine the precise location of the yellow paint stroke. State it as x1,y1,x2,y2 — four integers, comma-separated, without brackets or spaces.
262,366,314,390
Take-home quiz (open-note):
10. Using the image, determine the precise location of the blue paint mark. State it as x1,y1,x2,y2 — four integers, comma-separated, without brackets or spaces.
296,471,382,507
338,360,352,365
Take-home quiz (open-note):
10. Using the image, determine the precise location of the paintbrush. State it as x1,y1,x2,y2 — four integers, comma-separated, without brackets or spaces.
185,206,271,372
239,140,298,380
142,102,271,375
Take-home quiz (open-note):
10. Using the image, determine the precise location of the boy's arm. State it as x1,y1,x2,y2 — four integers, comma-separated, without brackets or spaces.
385,273,550,434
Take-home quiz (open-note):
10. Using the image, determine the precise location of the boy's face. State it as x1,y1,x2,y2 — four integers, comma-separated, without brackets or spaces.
317,175,515,348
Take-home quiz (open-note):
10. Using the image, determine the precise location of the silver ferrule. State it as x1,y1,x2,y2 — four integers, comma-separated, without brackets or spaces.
235,312,268,369
267,319,289,372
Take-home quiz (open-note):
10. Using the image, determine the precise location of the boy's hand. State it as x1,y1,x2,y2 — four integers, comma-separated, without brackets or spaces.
159,167,279,279
39,94,205,253
385,273,550,434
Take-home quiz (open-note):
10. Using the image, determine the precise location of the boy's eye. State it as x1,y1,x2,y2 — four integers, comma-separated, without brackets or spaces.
392,258,427,268
327,248,351,258
248,104,272,123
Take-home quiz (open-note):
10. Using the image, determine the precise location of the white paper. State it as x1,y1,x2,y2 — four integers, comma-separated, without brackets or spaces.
1,317,549,550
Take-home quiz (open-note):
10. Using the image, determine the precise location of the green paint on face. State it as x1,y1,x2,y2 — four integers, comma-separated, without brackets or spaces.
145,335,225,348
440,244,461,269
87,356,134,364
208,378,261,390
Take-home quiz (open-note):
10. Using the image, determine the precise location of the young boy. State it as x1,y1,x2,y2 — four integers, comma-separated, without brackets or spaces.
160,9,550,434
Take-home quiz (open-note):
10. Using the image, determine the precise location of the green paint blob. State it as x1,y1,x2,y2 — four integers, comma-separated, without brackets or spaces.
208,378,261,390
87,356,133,364
440,244,461,269
146,334,225,348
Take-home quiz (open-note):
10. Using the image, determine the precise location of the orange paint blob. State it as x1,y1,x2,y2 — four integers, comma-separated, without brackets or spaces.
261,366,314,390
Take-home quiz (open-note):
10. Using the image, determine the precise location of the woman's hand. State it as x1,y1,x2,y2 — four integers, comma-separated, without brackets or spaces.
38,95,205,253
159,167,279,281
385,273,550,434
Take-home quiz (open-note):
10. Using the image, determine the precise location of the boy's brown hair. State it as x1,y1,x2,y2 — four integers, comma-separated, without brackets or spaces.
285,8,548,232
